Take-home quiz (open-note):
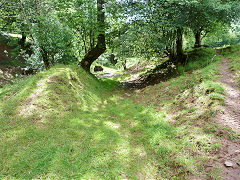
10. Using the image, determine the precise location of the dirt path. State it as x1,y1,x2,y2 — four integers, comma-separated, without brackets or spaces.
96,72,129,78
213,57,240,180
217,58,240,132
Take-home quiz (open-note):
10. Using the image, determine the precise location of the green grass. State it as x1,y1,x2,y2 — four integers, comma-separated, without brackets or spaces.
0,48,236,179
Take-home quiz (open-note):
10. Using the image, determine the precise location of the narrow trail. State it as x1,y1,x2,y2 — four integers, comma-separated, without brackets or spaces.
213,57,240,180
217,57,240,132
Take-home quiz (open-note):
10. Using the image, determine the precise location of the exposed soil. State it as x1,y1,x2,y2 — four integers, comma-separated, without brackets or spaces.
0,66,22,87
95,61,149,78
0,39,19,86
0,37,30,87
216,139,240,180
217,58,240,133
120,60,177,89
211,57,240,180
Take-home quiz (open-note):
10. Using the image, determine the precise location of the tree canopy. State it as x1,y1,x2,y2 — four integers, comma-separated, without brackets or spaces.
1,0,240,70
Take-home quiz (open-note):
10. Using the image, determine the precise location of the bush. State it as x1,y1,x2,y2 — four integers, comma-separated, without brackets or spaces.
25,15,77,69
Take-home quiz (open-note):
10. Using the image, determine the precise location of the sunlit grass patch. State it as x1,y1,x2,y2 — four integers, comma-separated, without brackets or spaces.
0,65,116,120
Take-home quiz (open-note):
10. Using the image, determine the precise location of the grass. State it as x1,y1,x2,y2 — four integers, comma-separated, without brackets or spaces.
0,47,237,179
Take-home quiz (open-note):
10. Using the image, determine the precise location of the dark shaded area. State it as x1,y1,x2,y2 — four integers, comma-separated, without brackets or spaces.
0,36,26,67
94,65,103,72
120,59,178,89
110,53,117,65
120,47,217,90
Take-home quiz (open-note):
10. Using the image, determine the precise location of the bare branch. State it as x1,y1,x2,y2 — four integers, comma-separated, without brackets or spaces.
0,16,19,18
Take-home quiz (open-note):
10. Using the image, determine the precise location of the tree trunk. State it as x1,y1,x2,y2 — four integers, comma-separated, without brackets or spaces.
19,31,26,49
82,29,87,54
89,30,95,50
110,49,117,65
166,44,176,63
42,48,50,69
79,0,106,72
194,30,202,48
110,53,117,65
176,28,186,65
123,60,127,70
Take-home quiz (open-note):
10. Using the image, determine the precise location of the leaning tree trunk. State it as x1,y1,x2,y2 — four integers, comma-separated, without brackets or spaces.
79,0,106,71
176,28,186,65
194,30,202,48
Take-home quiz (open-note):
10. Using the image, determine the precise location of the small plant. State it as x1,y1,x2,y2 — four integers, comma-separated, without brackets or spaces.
208,166,223,180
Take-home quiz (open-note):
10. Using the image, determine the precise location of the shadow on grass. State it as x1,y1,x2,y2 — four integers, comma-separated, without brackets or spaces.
0,95,187,179
0,66,199,179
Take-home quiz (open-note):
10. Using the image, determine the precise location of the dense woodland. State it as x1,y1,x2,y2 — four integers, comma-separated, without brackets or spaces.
1,0,240,179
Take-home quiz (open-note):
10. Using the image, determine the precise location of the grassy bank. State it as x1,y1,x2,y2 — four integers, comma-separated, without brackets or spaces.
0,48,235,179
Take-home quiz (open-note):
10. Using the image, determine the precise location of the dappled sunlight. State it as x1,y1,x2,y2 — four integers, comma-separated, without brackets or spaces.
0,66,106,122
1,0,240,177
1,83,205,178
1,52,239,179
18,76,50,118
104,121,120,129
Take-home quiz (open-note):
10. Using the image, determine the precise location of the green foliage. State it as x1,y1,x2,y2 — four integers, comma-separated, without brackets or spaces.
204,26,240,47
196,80,225,97
1,0,240,68
111,0,240,60
28,15,76,68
